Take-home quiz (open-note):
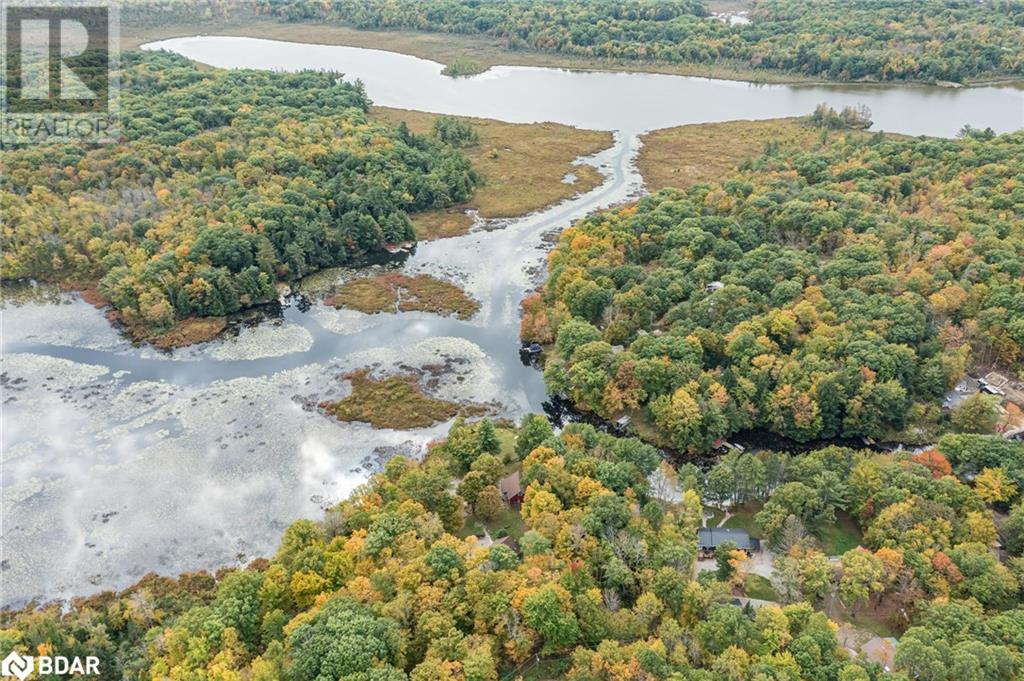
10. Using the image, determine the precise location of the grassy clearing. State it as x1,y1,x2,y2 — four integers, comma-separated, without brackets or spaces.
121,17,826,85
495,427,518,463
371,107,612,240
481,506,526,540
321,369,486,429
743,573,778,601
815,512,864,556
325,273,479,319
620,409,676,450
459,518,485,539
460,503,525,541
723,502,765,539
831,602,898,638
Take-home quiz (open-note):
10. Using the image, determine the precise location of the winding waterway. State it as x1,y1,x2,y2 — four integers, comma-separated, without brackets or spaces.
2,36,1021,606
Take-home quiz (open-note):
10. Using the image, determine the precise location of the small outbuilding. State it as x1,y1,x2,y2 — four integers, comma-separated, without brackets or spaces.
493,535,520,554
499,470,524,506
980,376,1007,396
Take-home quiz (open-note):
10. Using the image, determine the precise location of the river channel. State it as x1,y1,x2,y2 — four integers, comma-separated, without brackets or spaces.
1,36,1021,606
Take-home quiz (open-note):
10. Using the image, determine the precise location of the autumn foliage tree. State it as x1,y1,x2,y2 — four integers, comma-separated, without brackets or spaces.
536,128,1024,452
1,51,478,340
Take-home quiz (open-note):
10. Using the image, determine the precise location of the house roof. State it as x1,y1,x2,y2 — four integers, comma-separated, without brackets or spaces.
499,470,522,499
697,527,759,551
493,535,520,553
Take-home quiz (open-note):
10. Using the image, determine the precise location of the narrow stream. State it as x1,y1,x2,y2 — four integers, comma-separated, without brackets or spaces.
2,37,1021,606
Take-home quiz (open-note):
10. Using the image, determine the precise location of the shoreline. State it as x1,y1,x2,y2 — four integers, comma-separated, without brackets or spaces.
126,18,1024,90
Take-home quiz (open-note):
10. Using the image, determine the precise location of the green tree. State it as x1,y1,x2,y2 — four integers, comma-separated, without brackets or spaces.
838,549,885,606
286,598,404,680
951,393,1002,434
521,584,580,652
516,414,554,459
432,115,479,147
475,485,504,522
475,418,501,456
458,471,488,506
469,453,503,484
1003,503,1024,555
715,540,738,582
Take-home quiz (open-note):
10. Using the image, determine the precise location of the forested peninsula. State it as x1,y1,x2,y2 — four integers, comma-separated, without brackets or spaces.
1,52,477,343
524,128,1024,451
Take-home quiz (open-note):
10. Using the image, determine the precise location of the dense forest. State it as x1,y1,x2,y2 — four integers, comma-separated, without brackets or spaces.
0,52,477,338
4,417,1024,680
522,129,1024,451
253,0,1024,83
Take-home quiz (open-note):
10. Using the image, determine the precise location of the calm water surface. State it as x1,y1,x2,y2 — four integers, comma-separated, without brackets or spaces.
147,36,1024,136
2,38,1021,606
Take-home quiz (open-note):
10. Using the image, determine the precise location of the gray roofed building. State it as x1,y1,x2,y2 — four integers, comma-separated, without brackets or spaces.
697,527,760,554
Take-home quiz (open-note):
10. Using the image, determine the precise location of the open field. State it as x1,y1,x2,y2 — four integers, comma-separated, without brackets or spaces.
371,108,611,239
831,601,899,639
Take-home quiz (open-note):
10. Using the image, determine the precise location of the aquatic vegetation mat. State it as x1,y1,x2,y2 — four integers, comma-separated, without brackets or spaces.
326,273,479,320
321,369,487,429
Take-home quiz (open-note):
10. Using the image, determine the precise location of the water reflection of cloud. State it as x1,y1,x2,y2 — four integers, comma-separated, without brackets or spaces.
3,343,502,604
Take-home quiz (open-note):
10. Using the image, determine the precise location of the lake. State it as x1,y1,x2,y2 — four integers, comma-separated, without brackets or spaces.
146,36,1024,137
2,37,1020,606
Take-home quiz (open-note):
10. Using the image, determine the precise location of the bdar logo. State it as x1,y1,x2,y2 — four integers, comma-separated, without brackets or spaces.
1,651,33,681
1,649,100,678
